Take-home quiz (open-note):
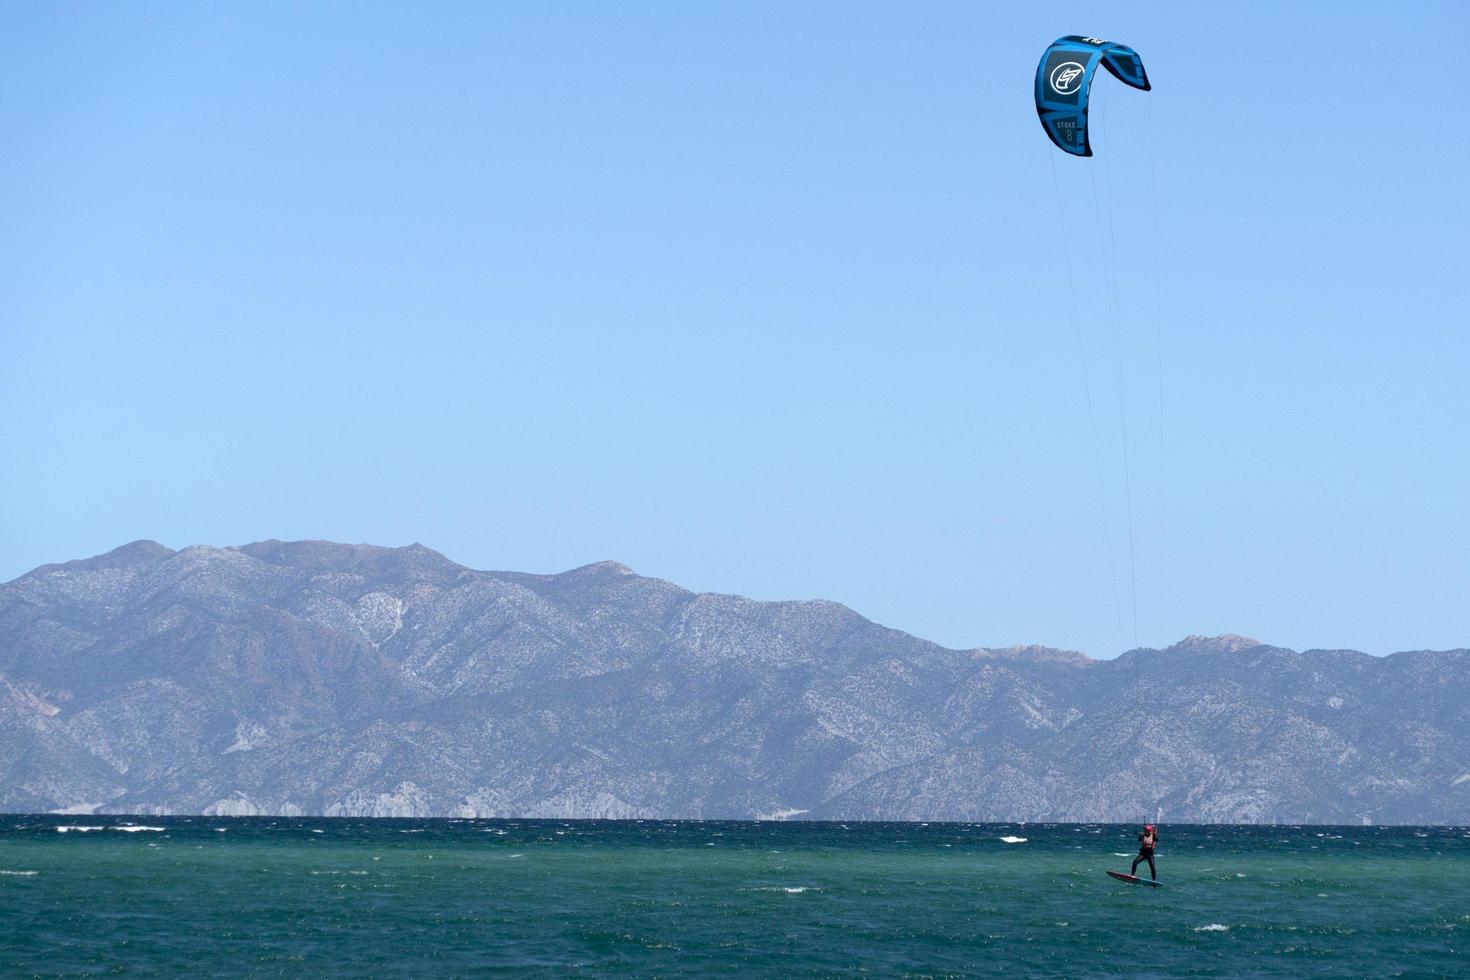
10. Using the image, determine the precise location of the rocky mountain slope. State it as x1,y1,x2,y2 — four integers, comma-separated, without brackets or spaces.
2,540,1466,823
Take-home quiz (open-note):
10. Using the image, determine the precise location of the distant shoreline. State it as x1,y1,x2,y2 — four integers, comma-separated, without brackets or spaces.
8,813,1468,829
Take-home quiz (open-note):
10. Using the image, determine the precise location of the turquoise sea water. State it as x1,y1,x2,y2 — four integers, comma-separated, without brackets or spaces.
2,817,1466,977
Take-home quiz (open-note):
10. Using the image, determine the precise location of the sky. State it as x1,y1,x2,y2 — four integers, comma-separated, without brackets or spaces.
3,1,1467,657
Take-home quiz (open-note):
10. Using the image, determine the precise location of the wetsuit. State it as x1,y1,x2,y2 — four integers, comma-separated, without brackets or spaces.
1131,830,1157,880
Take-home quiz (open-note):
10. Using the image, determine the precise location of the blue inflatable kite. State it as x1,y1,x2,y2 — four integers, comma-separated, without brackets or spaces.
1035,36,1150,157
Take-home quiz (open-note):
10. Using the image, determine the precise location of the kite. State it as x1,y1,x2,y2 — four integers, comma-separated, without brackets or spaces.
1035,36,1150,157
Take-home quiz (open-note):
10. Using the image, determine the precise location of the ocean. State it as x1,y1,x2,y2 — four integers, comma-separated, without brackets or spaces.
1,817,1465,976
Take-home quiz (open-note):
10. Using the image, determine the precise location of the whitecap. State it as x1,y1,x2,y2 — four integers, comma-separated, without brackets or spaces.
113,826,165,833
1000,836,1027,844
1113,853,1133,857
784,887,807,894
56,826,104,833
0,870,39,876
1194,924,1229,932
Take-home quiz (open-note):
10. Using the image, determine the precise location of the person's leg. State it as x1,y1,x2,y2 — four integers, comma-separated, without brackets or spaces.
1146,853,1156,880
1131,853,1144,875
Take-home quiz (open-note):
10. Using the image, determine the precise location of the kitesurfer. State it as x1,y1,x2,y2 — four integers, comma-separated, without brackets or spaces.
1131,824,1158,880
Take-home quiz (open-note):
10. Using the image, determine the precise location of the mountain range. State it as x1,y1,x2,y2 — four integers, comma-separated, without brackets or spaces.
2,540,1466,823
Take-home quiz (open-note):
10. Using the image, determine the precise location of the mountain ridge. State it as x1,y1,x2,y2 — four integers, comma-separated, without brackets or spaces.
2,540,1466,823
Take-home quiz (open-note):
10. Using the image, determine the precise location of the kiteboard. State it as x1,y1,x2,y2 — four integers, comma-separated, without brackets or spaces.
1106,870,1162,887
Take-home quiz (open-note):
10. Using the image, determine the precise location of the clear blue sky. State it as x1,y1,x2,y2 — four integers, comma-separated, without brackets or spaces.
3,2,1466,656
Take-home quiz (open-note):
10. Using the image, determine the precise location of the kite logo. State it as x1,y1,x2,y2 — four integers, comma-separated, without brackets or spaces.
1050,62,1085,95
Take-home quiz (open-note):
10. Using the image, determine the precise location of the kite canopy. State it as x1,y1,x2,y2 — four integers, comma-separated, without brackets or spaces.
1034,36,1150,157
